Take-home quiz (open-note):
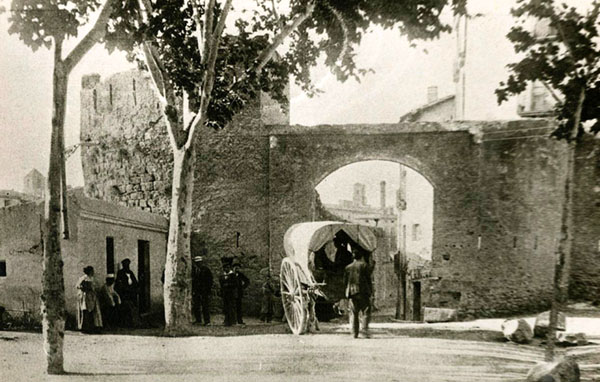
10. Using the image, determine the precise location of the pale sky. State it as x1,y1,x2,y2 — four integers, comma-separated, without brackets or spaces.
0,0,587,192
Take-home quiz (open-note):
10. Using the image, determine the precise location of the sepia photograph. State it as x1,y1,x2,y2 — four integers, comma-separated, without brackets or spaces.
0,0,599,380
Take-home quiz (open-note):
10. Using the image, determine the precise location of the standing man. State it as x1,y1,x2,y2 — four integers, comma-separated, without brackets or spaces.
192,256,213,325
115,258,139,328
344,249,373,338
219,258,237,326
232,261,250,325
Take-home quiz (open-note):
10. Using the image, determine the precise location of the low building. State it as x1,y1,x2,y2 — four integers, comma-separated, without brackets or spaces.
0,189,38,208
0,189,168,325
399,87,455,123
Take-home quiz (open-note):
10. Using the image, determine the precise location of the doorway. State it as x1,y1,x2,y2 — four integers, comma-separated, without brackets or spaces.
137,240,151,314
412,281,421,321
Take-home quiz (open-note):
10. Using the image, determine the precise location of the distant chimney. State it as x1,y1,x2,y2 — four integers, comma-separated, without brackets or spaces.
353,183,366,206
380,181,386,210
427,86,438,103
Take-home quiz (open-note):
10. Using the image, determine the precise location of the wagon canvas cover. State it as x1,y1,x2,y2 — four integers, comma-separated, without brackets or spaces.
283,221,377,276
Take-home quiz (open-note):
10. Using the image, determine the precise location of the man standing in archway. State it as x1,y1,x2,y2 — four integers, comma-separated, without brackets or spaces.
344,248,372,338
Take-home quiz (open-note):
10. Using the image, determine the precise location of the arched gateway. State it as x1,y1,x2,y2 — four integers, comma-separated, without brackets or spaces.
81,71,571,319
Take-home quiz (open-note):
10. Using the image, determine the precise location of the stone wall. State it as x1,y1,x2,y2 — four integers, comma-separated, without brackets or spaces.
81,70,581,318
571,135,600,301
81,72,173,215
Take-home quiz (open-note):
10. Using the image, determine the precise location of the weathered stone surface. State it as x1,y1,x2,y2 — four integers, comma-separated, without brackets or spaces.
572,135,600,302
534,311,567,338
423,307,457,323
501,318,533,344
80,69,577,317
526,358,580,382
556,332,588,346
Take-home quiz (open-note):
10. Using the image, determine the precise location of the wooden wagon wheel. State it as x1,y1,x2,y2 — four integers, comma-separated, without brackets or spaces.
280,257,308,335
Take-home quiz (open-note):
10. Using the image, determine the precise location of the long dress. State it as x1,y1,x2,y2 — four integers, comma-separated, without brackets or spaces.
76,275,103,332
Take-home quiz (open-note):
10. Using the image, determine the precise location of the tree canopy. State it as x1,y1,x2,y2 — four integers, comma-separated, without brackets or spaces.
9,0,102,49
105,0,466,131
496,0,600,140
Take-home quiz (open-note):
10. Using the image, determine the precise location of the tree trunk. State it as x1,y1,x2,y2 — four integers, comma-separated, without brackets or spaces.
545,141,575,361
163,144,196,334
41,47,68,374
545,88,584,362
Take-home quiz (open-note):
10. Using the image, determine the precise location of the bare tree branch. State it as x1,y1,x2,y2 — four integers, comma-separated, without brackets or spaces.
142,43,166,98
255,1,316,74
541,80,563,104
142,43,180,149
203,0,216,62
184,0,233,151
63,0,117,73
226,0,316,94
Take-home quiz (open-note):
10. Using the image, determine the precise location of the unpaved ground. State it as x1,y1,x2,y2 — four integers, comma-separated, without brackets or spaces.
2,323,599,382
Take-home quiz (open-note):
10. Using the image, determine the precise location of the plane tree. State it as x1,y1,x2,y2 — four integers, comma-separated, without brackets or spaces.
496,0,600,361
105,0,466,334
7,0,118,374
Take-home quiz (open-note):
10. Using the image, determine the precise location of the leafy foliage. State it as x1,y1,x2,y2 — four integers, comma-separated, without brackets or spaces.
8,0,101,50
105,0,465,130
496,0,600,140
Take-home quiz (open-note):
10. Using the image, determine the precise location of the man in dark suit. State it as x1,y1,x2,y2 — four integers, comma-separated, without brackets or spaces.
219,258,237,326
192,256,213,325
232,261,250,325
344,248,373,338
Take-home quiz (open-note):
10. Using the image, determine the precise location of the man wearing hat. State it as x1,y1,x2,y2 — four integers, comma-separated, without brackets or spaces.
219,257,237,326
192,255,213,325
115,258,139,327
232,261,250,325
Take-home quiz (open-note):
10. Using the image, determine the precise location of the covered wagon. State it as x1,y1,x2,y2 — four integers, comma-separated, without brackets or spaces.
280,221,377,334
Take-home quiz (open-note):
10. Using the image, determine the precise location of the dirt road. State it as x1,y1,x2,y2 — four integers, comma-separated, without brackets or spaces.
0,325,598,382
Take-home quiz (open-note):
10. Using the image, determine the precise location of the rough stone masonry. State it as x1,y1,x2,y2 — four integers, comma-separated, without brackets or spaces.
80,69,598,318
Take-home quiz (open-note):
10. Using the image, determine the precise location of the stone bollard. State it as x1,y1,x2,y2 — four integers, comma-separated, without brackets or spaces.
501,318,533,344
423,307,458,323
556,332,588,346
526,358,580,382
534,311,566,338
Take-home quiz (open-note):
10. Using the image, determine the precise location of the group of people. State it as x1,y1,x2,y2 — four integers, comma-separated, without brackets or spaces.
75,247,372,338
189,255,254,327
192,256,279,326
75,258,140,333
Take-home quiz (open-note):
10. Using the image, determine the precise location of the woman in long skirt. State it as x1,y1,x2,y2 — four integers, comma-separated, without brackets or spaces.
76,266,103,333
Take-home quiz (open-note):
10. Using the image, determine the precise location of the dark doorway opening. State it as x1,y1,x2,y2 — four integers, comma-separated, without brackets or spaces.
412,281,421,322
106,237,115,275
138,240,151,314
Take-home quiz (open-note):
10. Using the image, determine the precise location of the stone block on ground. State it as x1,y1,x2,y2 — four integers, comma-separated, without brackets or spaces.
556,332,588,346
423,307,457,323
526,358,580,382
534,311,566,338
501,318,533,344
